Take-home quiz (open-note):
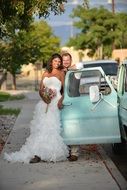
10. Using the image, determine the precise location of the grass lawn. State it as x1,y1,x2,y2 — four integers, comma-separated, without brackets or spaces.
0,105,20,116
0,91,25,101
0,91,23,115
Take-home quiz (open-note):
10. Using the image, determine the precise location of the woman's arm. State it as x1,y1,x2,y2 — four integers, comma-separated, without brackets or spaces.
39,72,51,104
39,72,45,97
57,71,65,109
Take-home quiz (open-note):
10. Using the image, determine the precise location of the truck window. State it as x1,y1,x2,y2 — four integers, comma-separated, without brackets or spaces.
68,70,111,97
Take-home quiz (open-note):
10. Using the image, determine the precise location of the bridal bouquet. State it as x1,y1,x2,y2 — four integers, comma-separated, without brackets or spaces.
41,87,57,113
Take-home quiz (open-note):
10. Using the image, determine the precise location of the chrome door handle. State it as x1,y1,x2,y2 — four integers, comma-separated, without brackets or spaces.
63,102,72,106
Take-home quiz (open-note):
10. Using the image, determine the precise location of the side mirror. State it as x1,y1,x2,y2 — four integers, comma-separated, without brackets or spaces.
89,85,100,103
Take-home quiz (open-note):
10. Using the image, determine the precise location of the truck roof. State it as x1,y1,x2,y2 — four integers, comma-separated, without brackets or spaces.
81,59,118,76
82,59,117,65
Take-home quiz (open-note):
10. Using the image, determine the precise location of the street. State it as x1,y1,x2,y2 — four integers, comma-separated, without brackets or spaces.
102,144,127,181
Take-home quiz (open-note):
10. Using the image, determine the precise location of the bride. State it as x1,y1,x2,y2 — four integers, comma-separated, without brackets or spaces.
4,53,69,163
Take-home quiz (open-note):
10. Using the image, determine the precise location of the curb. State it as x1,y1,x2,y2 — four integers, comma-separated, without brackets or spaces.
98,145,127,190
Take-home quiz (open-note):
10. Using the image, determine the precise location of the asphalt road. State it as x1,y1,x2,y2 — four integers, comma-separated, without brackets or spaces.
102,144,127,181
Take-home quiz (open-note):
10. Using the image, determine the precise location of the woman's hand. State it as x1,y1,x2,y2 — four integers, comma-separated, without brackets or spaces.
42,96,51,104
39,89,51,104
57,97,64,109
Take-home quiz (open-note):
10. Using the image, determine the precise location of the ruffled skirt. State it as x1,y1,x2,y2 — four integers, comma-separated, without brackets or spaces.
4,99,69,163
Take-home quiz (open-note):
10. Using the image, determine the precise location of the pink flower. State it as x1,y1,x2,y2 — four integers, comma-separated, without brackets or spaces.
42,87,56,101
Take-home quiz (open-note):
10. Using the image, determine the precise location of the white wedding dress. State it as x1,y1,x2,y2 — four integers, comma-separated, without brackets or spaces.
4,77,69,163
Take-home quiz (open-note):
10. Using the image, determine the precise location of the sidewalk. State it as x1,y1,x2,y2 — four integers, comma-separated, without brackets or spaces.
0,91,127,190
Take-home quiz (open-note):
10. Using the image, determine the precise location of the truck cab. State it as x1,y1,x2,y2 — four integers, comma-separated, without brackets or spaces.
61,67,121,145
112,60,127,153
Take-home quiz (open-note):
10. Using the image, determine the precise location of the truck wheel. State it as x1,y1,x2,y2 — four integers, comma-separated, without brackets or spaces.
112,139,126,154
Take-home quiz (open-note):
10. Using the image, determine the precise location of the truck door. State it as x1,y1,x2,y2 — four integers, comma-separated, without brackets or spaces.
61,68,121,145
117,63,127,141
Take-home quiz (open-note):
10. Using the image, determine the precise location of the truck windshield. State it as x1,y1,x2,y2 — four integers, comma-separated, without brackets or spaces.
83,62,118,76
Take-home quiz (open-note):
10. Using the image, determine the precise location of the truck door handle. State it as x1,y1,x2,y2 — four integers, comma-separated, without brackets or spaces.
63,102,72,106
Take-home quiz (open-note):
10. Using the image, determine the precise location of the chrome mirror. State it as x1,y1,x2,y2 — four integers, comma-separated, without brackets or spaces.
89,85,100,103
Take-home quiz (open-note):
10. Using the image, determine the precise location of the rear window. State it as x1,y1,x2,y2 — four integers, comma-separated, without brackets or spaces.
83,62,118,76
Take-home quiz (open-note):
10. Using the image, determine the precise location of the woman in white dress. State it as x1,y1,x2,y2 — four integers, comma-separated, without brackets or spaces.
4,53,69,163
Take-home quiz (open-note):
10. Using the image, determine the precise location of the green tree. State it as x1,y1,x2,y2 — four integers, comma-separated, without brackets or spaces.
115,13,127,49
67,6,127,58
0,20,60,89
0,0,67,89
0,0,67,37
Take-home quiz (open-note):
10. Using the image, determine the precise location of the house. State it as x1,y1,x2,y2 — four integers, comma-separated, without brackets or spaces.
112,49,127,63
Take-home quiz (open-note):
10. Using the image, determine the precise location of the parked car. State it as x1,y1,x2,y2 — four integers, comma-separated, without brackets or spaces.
82,59,118,89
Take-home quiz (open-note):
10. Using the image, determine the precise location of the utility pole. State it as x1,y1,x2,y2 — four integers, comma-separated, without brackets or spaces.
108,0,115,51
112,0,115,14
108,0,115,14
70,21,74,38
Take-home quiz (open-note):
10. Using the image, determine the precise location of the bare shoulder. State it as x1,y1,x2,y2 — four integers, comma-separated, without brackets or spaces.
42,71,48,79
57,70,65,86
58,70,65,76
57,70,65,80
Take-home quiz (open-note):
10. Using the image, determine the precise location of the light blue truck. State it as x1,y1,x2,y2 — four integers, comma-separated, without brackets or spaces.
61,61,127,153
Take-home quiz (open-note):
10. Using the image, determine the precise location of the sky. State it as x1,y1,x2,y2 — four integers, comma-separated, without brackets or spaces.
45,0,127,46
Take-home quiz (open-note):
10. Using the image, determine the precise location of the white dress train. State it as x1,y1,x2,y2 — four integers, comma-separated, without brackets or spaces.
4,77,69,163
